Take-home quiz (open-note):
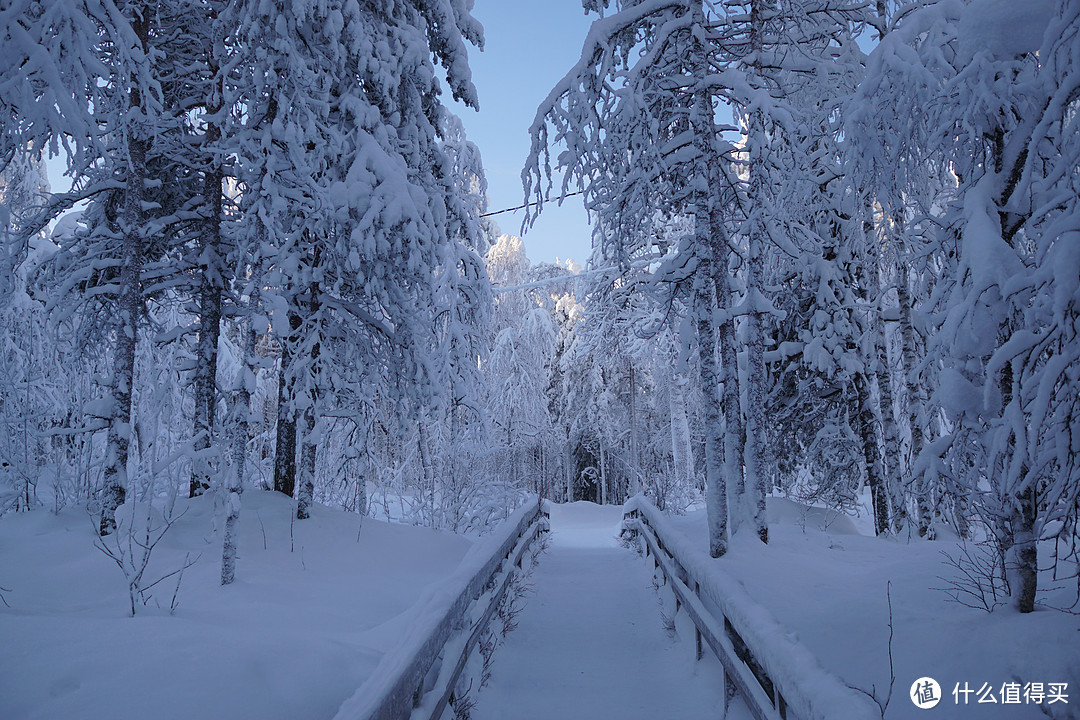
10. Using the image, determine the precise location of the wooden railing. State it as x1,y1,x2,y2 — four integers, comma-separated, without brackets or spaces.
622,498,880,720
333,498,549,720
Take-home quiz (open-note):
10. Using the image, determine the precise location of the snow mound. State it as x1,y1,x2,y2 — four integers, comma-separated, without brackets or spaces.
766,496,860,535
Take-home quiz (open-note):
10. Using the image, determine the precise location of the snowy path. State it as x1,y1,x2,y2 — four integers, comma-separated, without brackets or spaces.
470,502,738,720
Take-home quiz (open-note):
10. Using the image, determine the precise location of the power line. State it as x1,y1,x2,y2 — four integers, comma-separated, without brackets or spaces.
479,190,584,218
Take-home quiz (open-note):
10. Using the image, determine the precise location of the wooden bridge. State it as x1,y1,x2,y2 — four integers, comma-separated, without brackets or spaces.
330,498,879,720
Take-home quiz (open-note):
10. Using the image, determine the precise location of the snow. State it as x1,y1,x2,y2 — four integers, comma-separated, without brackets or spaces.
1,486,1076,720
957,0,1054,63
659,497,1080,720
469,501,738,720
0,492,476,720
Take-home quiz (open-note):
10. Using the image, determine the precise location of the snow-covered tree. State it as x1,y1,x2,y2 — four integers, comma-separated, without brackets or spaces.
850,0,1079,611
231,0,487,522
526,0,870,554
485,235,558,497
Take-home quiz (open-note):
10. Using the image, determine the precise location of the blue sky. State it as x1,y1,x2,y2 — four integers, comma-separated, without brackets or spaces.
453,0,596,267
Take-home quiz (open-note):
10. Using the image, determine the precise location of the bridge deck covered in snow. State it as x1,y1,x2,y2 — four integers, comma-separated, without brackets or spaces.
344,499,879,720
470,502,735,720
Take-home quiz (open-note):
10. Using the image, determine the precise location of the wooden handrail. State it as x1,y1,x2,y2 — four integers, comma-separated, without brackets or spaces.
334,499,549,720
419,510,547,720
622,499,880,720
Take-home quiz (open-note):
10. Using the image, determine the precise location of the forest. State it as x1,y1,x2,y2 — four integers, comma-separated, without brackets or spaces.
0,0,1078,703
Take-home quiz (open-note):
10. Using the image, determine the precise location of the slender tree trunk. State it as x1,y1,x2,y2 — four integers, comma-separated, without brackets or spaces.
190,82,224,498
1007,484,1038,613
221,279,257,585
868,0,907,539
564,438,573,503
101,6,151,536
417,421,435,523
101,223,140,535
742,283,768,543
953,491,971,540
356,425,370,519
628,360,640,497
697,276,729,558
855,374,891,535
296,288,320,521
220,420,244,585
857,222,894,535
712,235,744,534
599,436,607,506
273,311,302,497
742,0,769,545
687,6,730,556
875,255,907,533
669,369,693,496
296,404,317,520
872,0,915,531
897,263,932,537
998,357,1037,612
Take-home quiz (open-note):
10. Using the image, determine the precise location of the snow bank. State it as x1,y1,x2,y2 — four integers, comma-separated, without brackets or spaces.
0,492,477,720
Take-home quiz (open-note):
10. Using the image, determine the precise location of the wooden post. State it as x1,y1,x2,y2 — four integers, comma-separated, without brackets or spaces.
694,581,703,660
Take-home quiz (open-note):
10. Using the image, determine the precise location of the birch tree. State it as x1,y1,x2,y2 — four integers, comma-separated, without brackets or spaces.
850,0,1078,611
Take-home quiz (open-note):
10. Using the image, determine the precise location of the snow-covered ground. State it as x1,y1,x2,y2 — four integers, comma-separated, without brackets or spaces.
2,494,1076,720
662,497,1080,720
470,501,742,720
0,492,475,720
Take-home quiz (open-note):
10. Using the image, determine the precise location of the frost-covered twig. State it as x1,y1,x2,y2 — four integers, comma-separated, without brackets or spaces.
92,505,194,615
849,581,895,718
170,552,192,614
934,542,1008,613
255,509,267,550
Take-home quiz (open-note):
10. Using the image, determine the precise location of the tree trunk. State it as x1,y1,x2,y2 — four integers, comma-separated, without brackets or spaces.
100,6,151,536
220,454,242,585
564,439,573,503
190,111,224,499
712,272,744,536
875,284,907,533
628,360,640,497
296,288,321,521
856,374,891,535
742,281,768,543
687,15,732,556
417,420,435,524
669,369,693,495
273,312,302,497
742,0,769,545
356,425,370,518
221,281,256,585
696,277,729,558
898,263,931,537
101,218,140,535
857,222,894,536
999,356,1037,612
599,437,607,506
296,404,316,520
1007,485,1038,613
